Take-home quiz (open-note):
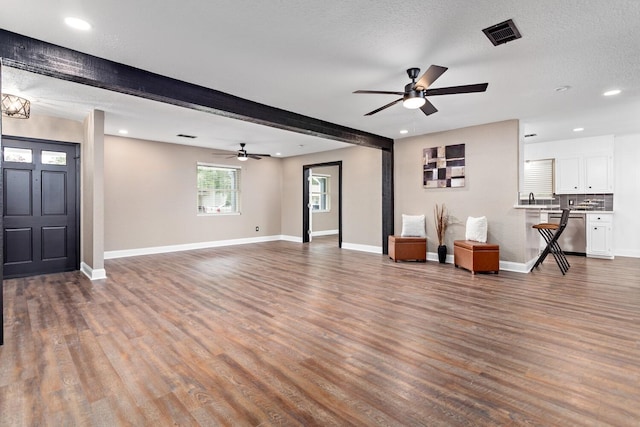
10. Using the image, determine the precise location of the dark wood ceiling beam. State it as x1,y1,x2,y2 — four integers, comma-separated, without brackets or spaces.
0,29,392,151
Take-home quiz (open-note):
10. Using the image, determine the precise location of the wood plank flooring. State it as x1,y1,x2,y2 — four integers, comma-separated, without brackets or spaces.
1,237,639,426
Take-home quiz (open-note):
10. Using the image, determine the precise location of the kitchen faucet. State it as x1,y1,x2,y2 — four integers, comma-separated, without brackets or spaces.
529,192,535,204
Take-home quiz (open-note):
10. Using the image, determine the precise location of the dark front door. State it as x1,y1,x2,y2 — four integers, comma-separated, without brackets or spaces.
2,137,79,278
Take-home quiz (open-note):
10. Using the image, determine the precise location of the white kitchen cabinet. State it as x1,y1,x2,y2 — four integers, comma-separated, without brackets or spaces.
555,157,582,193
584,155,612,192
555,154,613,194
586,213,613,259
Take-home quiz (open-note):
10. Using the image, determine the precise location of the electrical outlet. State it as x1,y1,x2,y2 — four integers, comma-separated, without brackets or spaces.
569,199,574,206
255,226,259,232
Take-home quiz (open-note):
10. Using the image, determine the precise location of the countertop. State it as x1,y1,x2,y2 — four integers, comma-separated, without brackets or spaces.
513,204,561,210
540,210,614,214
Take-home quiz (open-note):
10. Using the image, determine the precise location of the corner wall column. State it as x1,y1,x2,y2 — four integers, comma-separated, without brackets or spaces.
382,146,394,254
80,110,106,280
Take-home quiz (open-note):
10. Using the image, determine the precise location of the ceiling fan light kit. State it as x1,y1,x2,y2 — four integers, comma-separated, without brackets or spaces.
233,143,270,161
1,93,31,119
402,89,426,109
354,65,488,117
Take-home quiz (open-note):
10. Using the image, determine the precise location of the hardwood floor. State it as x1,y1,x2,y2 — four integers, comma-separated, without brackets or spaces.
1,241,639,426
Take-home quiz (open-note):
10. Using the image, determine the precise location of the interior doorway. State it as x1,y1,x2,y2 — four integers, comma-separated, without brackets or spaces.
302,161,342,247
2,136,80,278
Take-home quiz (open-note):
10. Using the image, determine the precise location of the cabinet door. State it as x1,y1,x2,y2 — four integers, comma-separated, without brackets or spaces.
587,224,610,256
584,155,612,192
555,157,581,194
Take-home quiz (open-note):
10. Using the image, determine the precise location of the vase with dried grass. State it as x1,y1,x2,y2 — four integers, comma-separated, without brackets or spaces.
434,203,449,263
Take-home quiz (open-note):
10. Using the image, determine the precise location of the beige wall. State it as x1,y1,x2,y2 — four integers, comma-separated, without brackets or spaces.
104,135,282,251
394,120,526,263
2,114,84,143
311,165,339,233
281,145,382,248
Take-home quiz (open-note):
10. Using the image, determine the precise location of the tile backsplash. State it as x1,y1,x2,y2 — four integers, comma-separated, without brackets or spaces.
556,193,614,211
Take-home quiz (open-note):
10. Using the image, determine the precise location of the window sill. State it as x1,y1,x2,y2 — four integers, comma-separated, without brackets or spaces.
197,212,241,217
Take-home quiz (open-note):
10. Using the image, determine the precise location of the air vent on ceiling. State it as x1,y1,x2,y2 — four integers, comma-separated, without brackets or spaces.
177,133,197,139
482,19,522,46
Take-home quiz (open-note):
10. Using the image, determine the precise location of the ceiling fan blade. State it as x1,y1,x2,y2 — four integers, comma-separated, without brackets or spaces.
424,83,488,96
354,90,405,95
251,153,271,158
248,155,263,160
420,99,438,116
415,65,448,90
364,98,402,116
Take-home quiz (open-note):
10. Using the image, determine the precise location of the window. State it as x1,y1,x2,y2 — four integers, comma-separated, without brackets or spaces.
42,150,67,165
522,159,554,199
197,164,240,214
3,147,33,163
310,174,330,212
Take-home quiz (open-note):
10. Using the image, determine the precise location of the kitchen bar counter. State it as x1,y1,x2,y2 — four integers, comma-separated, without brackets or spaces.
513,204,560,210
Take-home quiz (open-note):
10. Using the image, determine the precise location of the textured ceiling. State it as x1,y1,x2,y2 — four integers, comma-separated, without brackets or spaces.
1,0,640,155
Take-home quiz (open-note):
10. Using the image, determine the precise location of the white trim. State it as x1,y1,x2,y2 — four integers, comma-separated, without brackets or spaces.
426,251,533,274
613,249,640,258
279,235,303,243
105,235,286,259
342,242,382,254
81,262,107,280
311,229,339,237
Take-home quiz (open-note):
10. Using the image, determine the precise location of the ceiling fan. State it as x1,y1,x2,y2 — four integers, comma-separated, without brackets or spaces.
354,65,488,116
231,143,271,161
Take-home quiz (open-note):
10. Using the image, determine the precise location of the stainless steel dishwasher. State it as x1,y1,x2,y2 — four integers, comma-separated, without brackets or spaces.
549,211,586,255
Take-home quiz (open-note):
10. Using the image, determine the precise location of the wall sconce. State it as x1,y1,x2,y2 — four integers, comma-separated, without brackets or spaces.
1,94,31,119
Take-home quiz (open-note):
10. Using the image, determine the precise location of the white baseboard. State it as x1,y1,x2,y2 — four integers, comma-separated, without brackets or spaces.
104,235,286,259
103,237,542,274
311,229,339,237
81,262,107,280
426,251,532,274
614,249,640,258
341,242,382,254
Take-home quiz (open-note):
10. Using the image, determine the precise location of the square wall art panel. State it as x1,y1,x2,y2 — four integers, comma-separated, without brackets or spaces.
423,143,465,188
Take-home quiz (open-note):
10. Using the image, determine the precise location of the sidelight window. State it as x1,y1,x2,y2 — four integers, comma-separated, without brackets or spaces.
197,163,240,215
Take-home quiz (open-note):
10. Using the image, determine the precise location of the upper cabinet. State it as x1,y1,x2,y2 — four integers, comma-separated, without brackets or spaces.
555,154,613,194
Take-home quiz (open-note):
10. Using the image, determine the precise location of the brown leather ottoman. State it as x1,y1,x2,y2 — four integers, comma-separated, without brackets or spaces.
388,236,427,262
454,240,499,274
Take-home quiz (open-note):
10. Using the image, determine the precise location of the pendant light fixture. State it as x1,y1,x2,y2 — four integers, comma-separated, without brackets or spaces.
1,94,31,119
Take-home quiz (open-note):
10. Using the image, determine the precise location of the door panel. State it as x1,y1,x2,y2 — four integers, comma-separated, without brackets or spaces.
2,137,79,278
4,168,32,216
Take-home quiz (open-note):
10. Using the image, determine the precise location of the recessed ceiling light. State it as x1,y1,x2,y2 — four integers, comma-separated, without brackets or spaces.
65,17,92,31
555,85,571,92
118,129,128,135
573,127,584,132
399,129,409,134
603,89,621,96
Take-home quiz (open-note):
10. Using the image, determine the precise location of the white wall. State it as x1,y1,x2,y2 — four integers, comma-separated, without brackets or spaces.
613,133,640,257
524,134,614,161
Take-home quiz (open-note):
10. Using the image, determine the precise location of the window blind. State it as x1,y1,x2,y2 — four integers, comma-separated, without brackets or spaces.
522,159,554,198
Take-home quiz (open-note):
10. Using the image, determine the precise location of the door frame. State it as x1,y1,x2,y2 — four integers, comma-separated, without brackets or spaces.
302,161,342,247
1,135,81,277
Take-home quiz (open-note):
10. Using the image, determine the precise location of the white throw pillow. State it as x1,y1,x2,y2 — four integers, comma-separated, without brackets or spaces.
465,216,488,243
401,214,426,237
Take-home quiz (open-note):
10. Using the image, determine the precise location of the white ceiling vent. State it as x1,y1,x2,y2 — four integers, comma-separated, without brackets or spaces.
482,19,522,46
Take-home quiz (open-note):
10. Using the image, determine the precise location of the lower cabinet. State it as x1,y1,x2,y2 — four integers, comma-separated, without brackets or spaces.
586,213,614,259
